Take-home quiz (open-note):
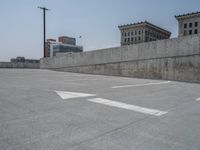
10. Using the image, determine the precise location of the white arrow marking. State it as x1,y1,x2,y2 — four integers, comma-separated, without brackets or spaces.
196,97,200,101
88,98,168,116
112,81,171,89
55,91,96,100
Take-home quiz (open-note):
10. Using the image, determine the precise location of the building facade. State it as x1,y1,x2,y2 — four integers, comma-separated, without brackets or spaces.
118,21,171,46
45,39,56,57
49,43,83,57
175,12,200,37
45,36,83,57
58,36,76,45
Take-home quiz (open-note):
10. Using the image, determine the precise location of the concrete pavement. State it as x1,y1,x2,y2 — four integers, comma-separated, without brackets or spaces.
0,69,200,150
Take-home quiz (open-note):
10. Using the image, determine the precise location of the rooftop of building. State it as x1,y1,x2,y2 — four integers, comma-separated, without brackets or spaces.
59,36,75,39
49,42,83,48
47,39,56,42
175,11,200,19
118,21,171,34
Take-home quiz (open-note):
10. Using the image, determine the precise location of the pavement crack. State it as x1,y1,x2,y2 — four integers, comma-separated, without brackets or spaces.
68,115,154,149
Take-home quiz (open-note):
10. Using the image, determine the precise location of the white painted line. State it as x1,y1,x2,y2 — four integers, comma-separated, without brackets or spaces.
88,98,168,116
112,81,171,89
196,97,200,101
64,78,98,82
55,91,96,100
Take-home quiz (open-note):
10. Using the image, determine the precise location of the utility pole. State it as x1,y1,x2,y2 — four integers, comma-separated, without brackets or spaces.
38,6,50,58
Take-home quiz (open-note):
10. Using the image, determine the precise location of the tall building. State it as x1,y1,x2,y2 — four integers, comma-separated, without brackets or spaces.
45,36,83,57
175,12,200,37
45,39,56,57
118,21,171,46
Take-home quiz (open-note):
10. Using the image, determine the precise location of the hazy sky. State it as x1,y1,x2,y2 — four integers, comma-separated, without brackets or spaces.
0,0,200,61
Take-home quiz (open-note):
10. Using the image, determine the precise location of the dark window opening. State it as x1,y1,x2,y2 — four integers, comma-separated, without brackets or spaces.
195,22,198,27
189,23,192,28
184,23,187,28
131,37,133,41
189,30,192,35
131,32,133,36
194,29,198,34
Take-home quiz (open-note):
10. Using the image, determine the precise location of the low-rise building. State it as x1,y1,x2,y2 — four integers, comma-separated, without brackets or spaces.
118,21,171,46
45,36,83,57
10,57,39,63
175,11,200,37
49,43,83,57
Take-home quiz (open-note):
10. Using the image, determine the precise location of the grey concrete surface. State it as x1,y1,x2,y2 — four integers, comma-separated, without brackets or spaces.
0,69,200,150
54,54,200,83
40,34,200,82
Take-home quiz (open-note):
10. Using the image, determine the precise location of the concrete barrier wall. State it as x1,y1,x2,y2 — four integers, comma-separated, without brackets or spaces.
40,34,200,82
0,62,39,69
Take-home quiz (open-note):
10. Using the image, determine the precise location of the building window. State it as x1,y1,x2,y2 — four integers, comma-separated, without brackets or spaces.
138,31,141,35
135,37,137,41
124,38,127,42
138,37,141,41
194,29,198,34
127,38,130,42
124,33,126,37
189,23,192,28
128,32,130,36
189,30,192,35
184,23,187,28
195,22,198,27
131,37,133,42
135,31,137,35
131,32,133,36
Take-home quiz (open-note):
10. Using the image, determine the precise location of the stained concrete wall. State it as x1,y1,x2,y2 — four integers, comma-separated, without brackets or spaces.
40,34,200,82
0,62,39,69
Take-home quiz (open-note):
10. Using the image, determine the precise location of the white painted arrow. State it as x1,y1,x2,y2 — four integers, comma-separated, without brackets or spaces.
55,91,96,100
196,97,200,101
88,98,168,116
55,91,168,116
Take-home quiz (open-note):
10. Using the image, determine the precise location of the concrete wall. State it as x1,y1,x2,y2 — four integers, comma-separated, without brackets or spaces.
40,34,200,83
0,62,39,69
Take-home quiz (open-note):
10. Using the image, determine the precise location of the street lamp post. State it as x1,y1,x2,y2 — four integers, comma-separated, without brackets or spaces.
38,6,50,58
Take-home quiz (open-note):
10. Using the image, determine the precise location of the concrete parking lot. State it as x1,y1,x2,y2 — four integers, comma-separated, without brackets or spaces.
0,69,200,150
